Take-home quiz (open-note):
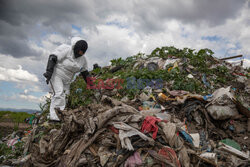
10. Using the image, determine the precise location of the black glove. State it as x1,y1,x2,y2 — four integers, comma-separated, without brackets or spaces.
43,54,57,84
93,63,101,70
81,70,91,83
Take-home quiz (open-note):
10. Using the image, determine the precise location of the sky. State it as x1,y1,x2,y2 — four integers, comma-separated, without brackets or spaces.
0,0,249,110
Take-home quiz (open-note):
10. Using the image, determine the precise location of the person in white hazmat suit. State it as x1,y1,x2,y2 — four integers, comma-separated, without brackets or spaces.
43,37,90,121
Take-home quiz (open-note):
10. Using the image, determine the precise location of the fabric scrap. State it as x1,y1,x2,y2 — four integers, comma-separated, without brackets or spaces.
141,116,161,139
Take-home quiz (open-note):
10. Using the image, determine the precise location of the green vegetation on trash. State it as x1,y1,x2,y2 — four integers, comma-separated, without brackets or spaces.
52,46,240,109
67,77,95,109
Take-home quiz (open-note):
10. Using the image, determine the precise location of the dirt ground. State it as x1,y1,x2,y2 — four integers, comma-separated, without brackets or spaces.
0,122,30,138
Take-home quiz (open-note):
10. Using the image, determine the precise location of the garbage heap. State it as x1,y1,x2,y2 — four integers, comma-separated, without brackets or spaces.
1,46,250,167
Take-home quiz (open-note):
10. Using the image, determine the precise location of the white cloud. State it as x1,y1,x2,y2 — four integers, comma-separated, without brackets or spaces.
0,53,48,92
18,94,44,103
16,84,42,93
1,92,48,104
0,65,39,82
24,89,28,94
82,24,143,67
48,34,67,44
41,34,69,52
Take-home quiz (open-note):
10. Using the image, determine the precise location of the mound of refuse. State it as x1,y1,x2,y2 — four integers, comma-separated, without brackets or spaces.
1,46,250,167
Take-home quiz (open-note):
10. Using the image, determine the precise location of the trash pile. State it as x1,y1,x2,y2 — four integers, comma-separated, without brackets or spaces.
1,46,249,167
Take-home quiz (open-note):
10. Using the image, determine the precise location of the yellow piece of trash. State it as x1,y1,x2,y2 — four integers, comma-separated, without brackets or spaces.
168,62,178,72
168,67,173,72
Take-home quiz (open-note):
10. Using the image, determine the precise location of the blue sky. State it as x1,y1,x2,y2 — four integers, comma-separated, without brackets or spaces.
201,36,222,41
0,0,249,110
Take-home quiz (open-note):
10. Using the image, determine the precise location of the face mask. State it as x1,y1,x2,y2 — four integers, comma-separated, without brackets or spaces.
73,40,88,58
74,49,82,58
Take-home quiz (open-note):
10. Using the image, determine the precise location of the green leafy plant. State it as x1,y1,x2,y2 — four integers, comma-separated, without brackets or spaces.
67,76,94,109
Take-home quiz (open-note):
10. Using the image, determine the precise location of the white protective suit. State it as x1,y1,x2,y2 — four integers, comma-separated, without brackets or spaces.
49,37,88,121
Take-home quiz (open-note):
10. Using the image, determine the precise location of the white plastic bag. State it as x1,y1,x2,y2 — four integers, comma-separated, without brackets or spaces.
206,86,239,120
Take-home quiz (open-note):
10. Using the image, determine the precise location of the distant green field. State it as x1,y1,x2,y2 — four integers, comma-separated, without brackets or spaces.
0,111,32,123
